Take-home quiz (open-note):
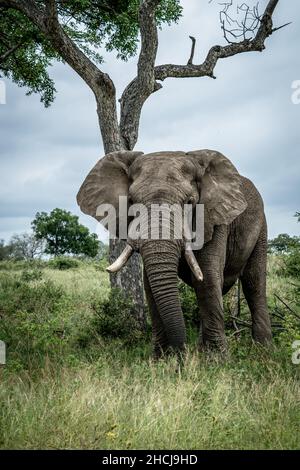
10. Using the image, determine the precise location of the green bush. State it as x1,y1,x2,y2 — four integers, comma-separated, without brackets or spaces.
48,256,80,270
20,268,43,282
0,273,70,369
284,249,300,278
0,259,46,271
94,257,109,272
91,288,142,345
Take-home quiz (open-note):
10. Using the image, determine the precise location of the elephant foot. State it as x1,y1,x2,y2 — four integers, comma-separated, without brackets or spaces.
152,344,187,372
199,335,228,360
252,325,272,345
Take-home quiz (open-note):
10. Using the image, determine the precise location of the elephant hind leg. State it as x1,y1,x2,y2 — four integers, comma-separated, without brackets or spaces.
240,225,272,344
143,270,169,359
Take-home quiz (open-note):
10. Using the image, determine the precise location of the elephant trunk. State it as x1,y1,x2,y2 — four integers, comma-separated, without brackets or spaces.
141,239,187,353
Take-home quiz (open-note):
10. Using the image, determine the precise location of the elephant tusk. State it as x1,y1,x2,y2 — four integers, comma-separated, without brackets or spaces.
184,247,204,282
106,244,134,273
183,221,203,282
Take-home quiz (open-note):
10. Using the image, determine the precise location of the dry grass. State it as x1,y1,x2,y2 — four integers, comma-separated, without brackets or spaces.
44,266,110,302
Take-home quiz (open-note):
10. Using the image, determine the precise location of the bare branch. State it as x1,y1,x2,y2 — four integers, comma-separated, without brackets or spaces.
187,36,196,65
119,0,281,148
120,0,162,150
271,22,292,34
219,1,261,44
274,294,300,321
229,316,251,327
155,0,281,82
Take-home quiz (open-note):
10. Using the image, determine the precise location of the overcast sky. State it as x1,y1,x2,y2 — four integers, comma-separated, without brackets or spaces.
0,0,299,243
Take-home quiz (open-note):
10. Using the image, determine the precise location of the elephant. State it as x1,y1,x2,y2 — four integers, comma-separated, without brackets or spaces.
77,149,272,357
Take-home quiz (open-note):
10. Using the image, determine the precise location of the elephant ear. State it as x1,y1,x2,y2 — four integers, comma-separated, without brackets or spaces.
187,150,247,242
77,150,143,229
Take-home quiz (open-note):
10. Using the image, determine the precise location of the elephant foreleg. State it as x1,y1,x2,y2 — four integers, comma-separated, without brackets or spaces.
240,225,272,344
193,226,227,352
195,276,227,352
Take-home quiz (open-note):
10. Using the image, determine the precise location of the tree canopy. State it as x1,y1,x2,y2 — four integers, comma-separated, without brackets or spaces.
0,0,181,106
32,208,99,257
268,234,300,254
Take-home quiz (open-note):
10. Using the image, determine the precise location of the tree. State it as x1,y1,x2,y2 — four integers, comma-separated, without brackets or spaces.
96,241,109,261
0,233,43,260
0,0,284,320
268,233,300,254
32,208,99,257
0,239,13,260
9,232,44,259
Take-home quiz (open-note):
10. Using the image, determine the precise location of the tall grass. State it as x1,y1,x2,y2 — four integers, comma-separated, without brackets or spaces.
0,347,299,450
0,257,299,450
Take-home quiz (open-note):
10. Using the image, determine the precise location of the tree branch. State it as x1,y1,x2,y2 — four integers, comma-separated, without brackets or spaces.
43,0,123,153
120,0,162,150
155,0,281,81
0,42,22,62
0,0,115,94
187,36,196,65
120,0,281,148
0,29,23,63
0,0,123,152
43,0,114,96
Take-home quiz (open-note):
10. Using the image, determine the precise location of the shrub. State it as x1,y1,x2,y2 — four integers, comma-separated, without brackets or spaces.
0,259,46,271
20,268,43,282
284,249,300,278
0,273,70,369
91,288,142,345
48,256,80,270
94,257,109,272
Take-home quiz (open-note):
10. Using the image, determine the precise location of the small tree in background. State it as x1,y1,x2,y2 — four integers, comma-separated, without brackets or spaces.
268,233,300,254
268,212,300,255
268,212,300,279
0,239,13,260
0,233,43,260
96,241,109,261
9,232,44,260
32,208,99,257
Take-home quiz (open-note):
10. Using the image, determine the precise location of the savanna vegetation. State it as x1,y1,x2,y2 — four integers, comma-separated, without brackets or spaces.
0,249,299,450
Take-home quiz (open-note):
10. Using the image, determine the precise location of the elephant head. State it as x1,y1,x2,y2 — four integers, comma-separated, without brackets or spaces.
77,149,247,352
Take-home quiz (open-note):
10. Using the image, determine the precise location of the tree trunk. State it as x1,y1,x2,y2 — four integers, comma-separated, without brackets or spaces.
95,94,146,329
109,239,145,329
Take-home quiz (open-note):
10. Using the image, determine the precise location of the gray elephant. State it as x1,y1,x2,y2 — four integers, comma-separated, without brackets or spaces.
77,149,272,356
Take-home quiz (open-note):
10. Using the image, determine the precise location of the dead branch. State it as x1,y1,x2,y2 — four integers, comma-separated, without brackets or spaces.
274,294,300,321
154,0,282,82
229,315,251,327
187,36,196,65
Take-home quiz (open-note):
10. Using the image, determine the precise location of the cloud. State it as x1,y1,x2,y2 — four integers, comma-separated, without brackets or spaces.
0,0,299,242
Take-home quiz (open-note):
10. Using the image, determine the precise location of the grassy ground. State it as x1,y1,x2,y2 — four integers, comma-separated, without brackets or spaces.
0,257,299,450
